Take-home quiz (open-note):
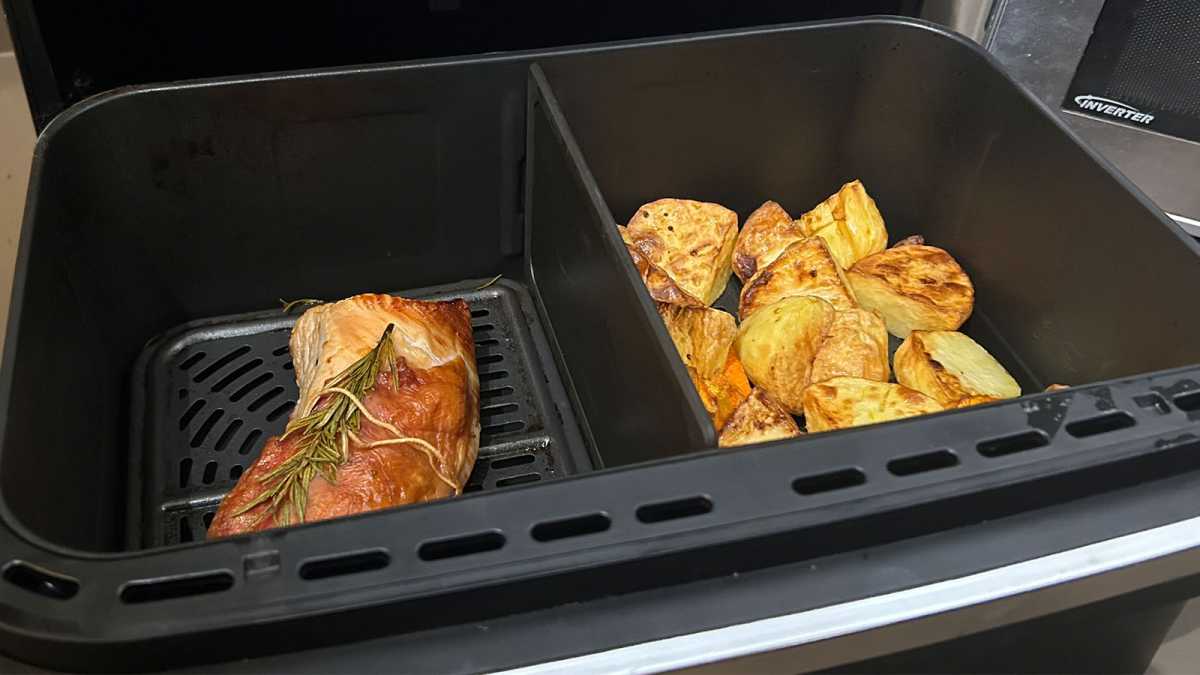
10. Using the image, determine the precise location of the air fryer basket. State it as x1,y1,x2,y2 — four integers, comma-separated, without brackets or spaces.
2,18,1200,672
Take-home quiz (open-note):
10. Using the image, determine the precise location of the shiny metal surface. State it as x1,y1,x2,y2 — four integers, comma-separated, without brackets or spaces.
987,0,1200,231
507,515,1200,674
920,0,996,43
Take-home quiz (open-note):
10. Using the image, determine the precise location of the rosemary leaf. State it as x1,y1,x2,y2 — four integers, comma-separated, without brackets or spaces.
280,298,325,313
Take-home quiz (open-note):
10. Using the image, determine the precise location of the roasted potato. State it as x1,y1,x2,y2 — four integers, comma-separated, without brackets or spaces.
621,199,738,306
809,308,890,385
847,244,974,338
894,330,1021,405
738,237,858,320
802,376,943,432
658,304,750,430
949,395,999,409
796,180,888,269
734,295,835,414
718,388,802,448
732,200,806,283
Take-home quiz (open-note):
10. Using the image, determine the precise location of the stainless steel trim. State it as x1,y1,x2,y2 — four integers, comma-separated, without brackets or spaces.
1169,213,1200,238
506,515,1200,674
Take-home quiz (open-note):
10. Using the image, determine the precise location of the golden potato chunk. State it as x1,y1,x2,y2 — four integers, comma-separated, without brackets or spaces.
734,296,835,414
809,308,890,385
894,331,1021,405
732,200,806,283
802,376,943,432
738,237,857,320
658,304,750,430
796,180,888,269
847,244,974,338
621,199,738,306
718,388,802,448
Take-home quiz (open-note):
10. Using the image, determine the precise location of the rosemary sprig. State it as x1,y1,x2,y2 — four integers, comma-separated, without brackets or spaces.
475,274,502,290
233,324,399,526
280,298,325,313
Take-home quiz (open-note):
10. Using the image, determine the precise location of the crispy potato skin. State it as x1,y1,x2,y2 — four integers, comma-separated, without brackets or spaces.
847,244,974,338
894,330,1021,405
734,296,835,414
622,199,738,306
719,388,802,447
738,237,858,320
802,376,943,432
796,180,888,269
732,200,806,283
809,308,890,384
658,304,750,430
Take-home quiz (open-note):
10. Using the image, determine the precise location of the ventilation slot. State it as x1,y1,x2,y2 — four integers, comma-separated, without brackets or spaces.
1066,411,1136,438
3,562,79,600
532,513,611,542
636,495,713,524
247,387,285,412
473,323,496,335
230,372,273,402
179,400,206,430
266,401,295,422
887,449,959,477
978,430,1049,458
491,454,535,469
190,409,224,447
179,517,193,542
482,386,515,401
496,473,540,487
120,572,234,604
238,429,264,455
193,346,251,383
419,531,505,561
201,461,218,485
211,359,263,392
178,352,207,371
213,419,243,452
202,512,215,528
1135,393,1171,415
478,353,504,366
271,345,290,356
229,465,244,481
1176,391,1200,412
480,370,509,383
482,403,519,419
299,550,390,580
470,309,490,319
793,468,866,495
484,420,526,436
178,458,193,488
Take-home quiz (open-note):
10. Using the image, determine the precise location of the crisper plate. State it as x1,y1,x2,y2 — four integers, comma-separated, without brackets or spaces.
128,280,589,548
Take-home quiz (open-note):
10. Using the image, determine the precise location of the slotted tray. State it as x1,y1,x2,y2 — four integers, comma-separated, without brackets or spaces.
127,279,589,548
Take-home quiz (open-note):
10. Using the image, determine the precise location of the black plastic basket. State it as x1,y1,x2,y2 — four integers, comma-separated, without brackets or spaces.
2,17,1200,672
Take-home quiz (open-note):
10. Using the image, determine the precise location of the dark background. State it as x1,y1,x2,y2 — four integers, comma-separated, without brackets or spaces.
3,0,917,129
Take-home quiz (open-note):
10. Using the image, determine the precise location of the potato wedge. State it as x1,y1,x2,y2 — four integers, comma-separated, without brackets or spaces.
659,304,750,430
802,376,943,432
718,388,802,448
732,200,806,283
847,244,974,337
622,199,738,306
734,296,835,414
809,308,890,384
796,180,888,269
738,237,857,320
894,331,1021,405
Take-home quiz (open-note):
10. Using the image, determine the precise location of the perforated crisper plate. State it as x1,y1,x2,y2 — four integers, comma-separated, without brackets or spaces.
128,280,589,548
